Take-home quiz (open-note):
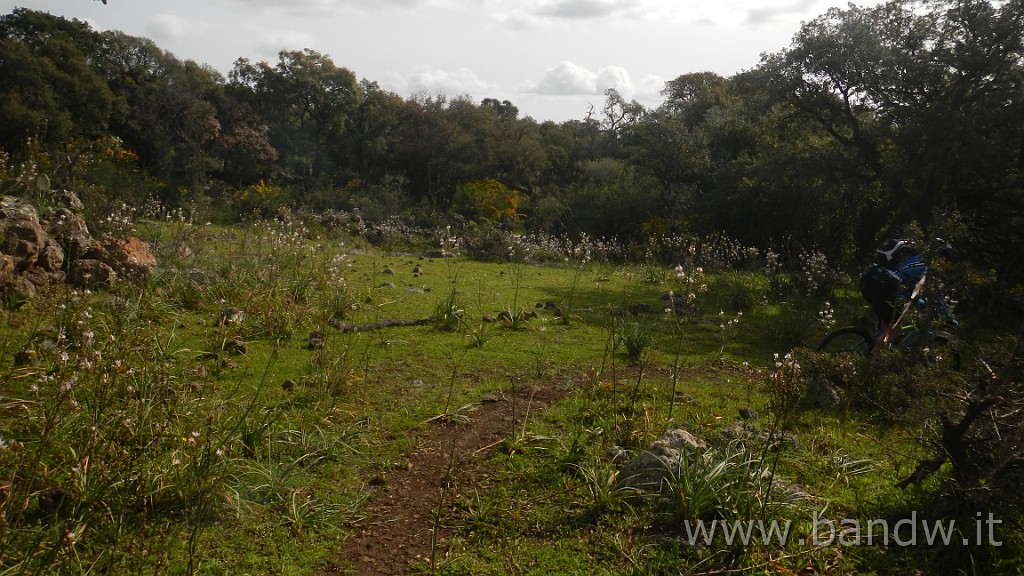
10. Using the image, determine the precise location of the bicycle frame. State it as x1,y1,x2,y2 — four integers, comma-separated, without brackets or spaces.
875,272,928,351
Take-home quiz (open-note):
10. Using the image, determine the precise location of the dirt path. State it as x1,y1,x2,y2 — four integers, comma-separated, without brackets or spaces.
322,384,561,575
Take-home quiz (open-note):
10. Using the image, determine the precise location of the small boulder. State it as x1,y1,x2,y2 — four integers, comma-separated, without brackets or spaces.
218,307,245,327
36,239,65,273
307,331,326,350
805,375,842,407
615,428,707,495
69,259,116,289
0,196,46,271
223,338,247,355
629,303,652,315
44,208,91,260
99,236,157,280
53,189,84,211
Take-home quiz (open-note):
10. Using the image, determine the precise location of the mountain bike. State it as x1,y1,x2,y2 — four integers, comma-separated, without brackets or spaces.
815,273,961,370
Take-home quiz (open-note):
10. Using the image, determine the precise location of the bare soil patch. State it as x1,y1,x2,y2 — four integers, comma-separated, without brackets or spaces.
323,383,564,575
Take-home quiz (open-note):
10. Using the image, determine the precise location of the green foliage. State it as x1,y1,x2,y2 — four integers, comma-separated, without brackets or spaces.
456,178,523,223
432,287,463,331
0,211,1017,573
1,3,1022,293
616,317,653,362
1,3,1024,571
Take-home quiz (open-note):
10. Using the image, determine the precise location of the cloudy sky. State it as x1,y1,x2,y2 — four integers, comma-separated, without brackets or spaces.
3,0,880,122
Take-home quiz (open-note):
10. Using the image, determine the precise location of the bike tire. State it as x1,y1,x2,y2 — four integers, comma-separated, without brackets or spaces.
816,326,873,355
923,331,961,371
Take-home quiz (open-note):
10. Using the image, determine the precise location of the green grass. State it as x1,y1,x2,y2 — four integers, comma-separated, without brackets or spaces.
0,215,1012,575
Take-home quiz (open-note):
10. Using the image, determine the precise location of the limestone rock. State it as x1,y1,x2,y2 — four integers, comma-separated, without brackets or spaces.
0,196,46,271
70,259,117,289
45,208,92,260
615,428,707,495
100,236,157,280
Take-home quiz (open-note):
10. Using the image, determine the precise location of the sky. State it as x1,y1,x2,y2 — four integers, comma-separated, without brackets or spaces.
3,0,881,122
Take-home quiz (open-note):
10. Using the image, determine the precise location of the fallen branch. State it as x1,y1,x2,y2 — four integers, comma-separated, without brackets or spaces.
328,317,433,333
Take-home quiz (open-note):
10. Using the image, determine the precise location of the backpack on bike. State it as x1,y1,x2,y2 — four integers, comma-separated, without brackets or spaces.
858,239,919,322
871,239,917,267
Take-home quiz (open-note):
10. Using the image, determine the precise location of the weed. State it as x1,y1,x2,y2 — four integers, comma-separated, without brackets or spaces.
464,320,497,349
766,304,819,350
432,287,464,331
575,458,623,514
0,216,1006,575
617,317,652,363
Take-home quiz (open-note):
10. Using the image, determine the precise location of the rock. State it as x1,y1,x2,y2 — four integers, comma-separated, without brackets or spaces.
719,421,798,451
629,303,652,315
22,267,56,291
98,236,156,280
13,347,37,367
382,266,395,275
607,446,632,467
53,189,84,211
36,239,64,273
615,428,707,495
0,255,14,286
0,196,46,271
307,331,326,350
44,208,91,260
739,406,758,420
69,259,116,289
223,338,247,355
218,307,245,327
0,196,155,299
804,375,842,407
719,421,759,442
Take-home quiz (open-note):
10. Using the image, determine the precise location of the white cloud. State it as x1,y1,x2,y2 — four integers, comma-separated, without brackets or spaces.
248,26,317,58
147,13,200,40
526,61,599,94
743,0,818,25
223,0,433,16
490,0,649,28
524,61,656,96
406,66,497,96
536,0,642,19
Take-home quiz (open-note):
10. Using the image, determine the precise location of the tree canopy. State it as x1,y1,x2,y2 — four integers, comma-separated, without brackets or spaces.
1,1,1022,290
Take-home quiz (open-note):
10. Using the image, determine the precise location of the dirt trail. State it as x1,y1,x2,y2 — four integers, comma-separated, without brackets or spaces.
323,385,560,575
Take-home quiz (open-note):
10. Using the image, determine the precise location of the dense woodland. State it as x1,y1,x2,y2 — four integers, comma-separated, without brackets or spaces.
1,1,1023,302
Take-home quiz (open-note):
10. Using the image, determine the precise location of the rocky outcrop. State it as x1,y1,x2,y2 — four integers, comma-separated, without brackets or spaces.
0,193,156,302
614,428,708,494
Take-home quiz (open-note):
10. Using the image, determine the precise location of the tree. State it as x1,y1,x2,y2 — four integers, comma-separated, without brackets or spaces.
93,31,226,201
229,49,361,198
771,0,1024,275
0,9,113,152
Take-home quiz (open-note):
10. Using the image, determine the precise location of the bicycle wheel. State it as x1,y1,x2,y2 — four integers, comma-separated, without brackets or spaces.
816,326,873,355
922,331,961,371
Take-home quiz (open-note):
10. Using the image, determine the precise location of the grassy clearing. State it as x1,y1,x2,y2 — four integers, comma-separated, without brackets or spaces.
0,215,1013,575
